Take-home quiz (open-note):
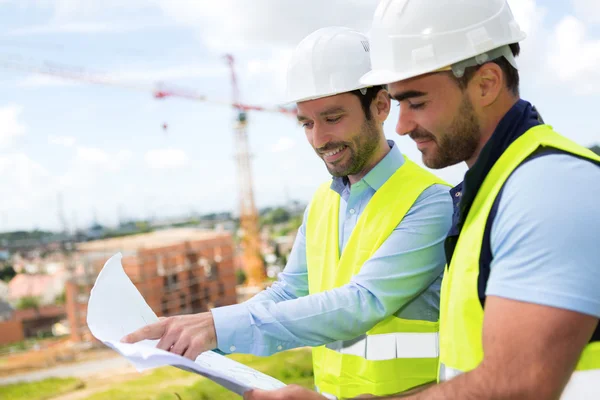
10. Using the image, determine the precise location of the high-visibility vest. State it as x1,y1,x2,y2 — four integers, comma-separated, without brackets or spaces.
306,158,448,399
439,125,600,399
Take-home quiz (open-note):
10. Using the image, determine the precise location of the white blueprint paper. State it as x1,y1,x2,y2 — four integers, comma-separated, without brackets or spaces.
86,252,286,395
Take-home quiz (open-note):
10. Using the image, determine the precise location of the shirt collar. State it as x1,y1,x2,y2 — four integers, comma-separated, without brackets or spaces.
330,140,404,195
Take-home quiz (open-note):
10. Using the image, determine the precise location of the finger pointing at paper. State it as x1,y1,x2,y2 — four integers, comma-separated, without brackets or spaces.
121,312,217,360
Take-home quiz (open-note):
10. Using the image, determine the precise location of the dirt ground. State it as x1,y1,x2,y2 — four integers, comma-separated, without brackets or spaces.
0,341,118,378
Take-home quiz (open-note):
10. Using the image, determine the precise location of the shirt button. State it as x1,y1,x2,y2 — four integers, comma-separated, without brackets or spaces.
349,208,356,215
277,345,283,351
230,345,236,352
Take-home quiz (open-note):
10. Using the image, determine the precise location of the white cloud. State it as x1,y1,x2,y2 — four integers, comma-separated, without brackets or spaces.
76,146,110,165
508,0,545,40
55,146,134,198
271,137,296,153
48,135,76,147
156,0,375,50
16,0,149,21
75,146,131,171
0,153,53,211
9,63,224,90
8,22,138,36
245,49,293,103
16,74,79,88
18,0,375,49
116,149,133,163
114,65,226,83
503,0,600,95
145,148,189,169
548,15,600,94
505,0,550,86
0,104,26,149
572,0,600,24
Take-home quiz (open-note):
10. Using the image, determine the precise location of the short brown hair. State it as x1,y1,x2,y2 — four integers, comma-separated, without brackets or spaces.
455,43,521,96
349,85,386,120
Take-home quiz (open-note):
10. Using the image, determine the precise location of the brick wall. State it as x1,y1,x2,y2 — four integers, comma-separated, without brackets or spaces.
0,320,24,345
66,231,239,342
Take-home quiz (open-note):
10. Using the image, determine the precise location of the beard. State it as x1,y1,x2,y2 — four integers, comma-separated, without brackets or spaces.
318,118,381,178
411,95,481,169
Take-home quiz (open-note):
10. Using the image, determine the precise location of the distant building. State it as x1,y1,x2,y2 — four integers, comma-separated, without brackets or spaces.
86,223,106,241
12,304,66,338
11,251,70,275
66,228,237,342
0,298,13,321
0,303,66,344
0,280,8,301
8,272,67,306
0,298,22,345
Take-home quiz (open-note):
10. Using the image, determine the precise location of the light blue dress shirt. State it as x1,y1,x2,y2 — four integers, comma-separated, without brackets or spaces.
211,141,453,355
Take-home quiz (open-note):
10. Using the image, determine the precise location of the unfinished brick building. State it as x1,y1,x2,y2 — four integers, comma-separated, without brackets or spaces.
66,228,237,342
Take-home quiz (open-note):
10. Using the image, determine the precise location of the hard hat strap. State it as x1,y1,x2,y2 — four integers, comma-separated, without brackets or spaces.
450,45,518,78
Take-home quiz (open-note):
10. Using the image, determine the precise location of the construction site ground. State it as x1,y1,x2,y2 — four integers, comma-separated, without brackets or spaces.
0,338,119,379
0,340,314,400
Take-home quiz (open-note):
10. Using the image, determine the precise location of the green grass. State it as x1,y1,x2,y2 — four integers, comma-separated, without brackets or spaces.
0,377,84,400
87,350,314,400
84,366,198,400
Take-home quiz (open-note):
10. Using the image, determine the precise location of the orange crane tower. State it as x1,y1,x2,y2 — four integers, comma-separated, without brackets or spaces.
224,54,266,287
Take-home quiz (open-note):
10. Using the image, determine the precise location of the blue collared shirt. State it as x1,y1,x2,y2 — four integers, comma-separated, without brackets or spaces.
447,100,600,319
487,153,600,318
211,141,453,355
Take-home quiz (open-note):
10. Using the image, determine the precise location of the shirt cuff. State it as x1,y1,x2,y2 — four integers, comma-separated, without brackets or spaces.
211,303,254,354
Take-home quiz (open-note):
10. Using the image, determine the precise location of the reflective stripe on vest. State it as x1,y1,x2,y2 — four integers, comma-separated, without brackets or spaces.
325,332,439,360
438,363,462,382
438,125,600,396
306,157,449,399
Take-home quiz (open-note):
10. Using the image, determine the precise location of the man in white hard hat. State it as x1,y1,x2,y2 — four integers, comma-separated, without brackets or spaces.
245,1,600,400
123,26,452,399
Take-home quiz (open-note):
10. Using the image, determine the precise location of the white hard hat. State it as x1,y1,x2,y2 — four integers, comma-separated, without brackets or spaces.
284,26,372,104
360,0,527,86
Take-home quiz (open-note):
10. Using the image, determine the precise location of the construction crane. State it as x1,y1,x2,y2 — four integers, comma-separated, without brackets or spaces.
0,55,296,116
1,54,296,287
224,54,266,287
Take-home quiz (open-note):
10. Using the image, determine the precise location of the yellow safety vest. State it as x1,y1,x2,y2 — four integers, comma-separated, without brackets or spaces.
306,158,448,399
439,125,600,399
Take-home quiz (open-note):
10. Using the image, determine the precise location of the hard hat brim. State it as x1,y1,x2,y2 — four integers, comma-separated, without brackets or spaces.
359,69,404,87
282,84,372,107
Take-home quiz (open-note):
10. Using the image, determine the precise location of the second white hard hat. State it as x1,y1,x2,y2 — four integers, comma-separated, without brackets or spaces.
360,0,527,86
285,26,372,104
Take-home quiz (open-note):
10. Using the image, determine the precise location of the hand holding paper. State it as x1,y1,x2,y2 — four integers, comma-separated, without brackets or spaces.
121,312,217,361
86,252,287,395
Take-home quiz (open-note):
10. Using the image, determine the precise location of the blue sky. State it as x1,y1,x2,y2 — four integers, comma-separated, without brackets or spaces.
0,0,599,231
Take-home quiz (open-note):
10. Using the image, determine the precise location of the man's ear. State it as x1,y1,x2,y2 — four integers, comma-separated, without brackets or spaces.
372,88,391,123
470,63,504,107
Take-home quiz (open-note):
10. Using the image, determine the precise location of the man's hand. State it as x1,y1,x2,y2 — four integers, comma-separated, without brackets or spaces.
121,312,217,360
244,385,328,400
